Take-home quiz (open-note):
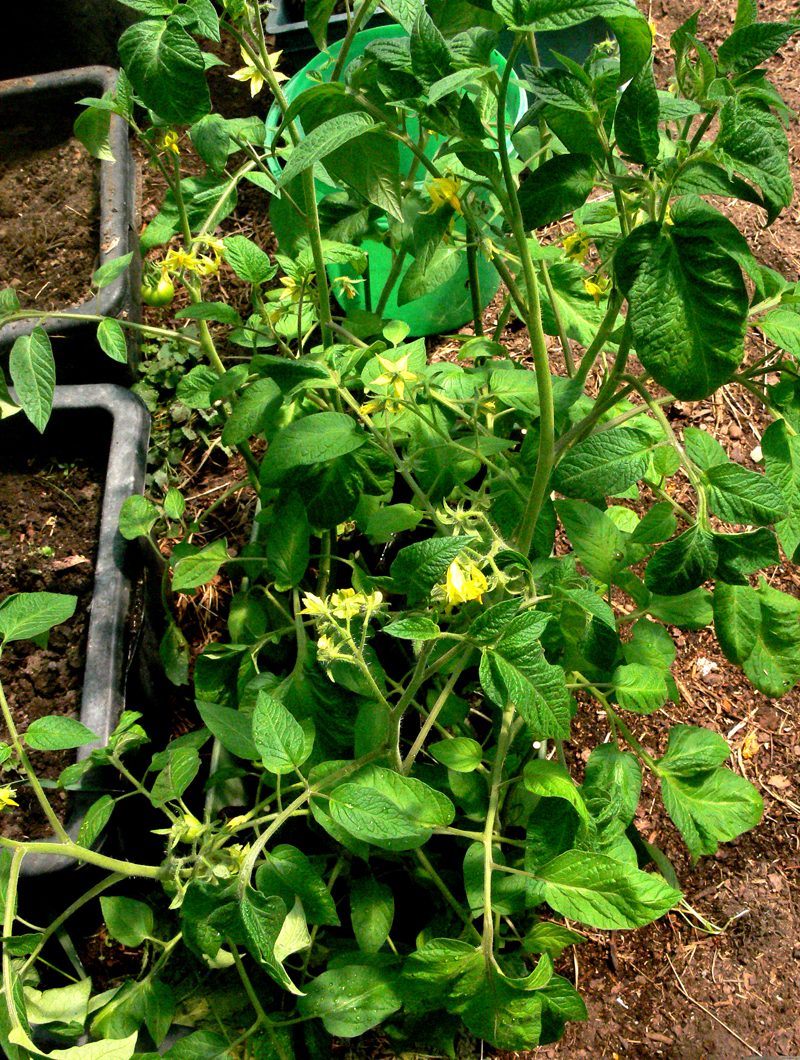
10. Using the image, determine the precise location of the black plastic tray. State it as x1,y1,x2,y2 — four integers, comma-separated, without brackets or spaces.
0,385,150,881
266,0,392,74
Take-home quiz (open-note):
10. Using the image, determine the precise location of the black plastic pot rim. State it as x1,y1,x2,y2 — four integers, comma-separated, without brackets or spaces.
0,67,138,361
6,384,151,877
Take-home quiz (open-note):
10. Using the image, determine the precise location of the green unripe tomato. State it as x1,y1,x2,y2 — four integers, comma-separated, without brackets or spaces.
141,274,175,307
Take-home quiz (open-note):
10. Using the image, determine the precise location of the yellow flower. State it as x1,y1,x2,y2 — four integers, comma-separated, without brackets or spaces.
426,173,463,215
0,786,18,809
163,248,199,274
443,560,487,607
330,588,384,620
372,352,418,401
332,274,362,300
159,131,180,155
316,633,339,661
563,230,590,262
175,813,205,843
225,814,251,831
230,46,288,96
582,274,610,306
300,592,327,615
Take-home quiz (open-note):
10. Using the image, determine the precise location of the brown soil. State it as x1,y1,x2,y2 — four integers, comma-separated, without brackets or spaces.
0,445,102,840
0,107,100,314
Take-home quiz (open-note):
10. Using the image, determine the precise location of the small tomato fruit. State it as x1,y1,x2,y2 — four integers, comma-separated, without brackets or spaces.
141,275,175,307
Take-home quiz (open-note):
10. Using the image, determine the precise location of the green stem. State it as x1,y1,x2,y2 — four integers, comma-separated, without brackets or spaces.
0,680,70,843
0,836,166,879
413,848,482,943
21,872,125,974
1,311,201,347
374,248,408,319
482,704,516,966
401,651,469,775
465,219,485,336
2,850,29,1044
574,289,624,387
497,36,556,557
330,0,374,82
539,259,575,376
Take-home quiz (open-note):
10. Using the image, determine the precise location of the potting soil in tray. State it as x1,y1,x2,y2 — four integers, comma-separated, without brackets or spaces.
0,442,104,841
0,98,99,315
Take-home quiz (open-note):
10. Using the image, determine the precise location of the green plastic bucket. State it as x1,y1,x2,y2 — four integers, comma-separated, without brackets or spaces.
265,25,526,337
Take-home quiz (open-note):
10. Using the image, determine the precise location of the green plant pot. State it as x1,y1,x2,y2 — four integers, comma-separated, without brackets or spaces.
265,25,526,337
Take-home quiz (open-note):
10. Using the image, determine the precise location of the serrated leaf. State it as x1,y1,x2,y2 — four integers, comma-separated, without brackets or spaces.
390,536,475,605
118,16,211,125
554,427,652,500
614,58,659,165
328,765,455,849
97,318,129,364
25,717,98,751
222,235,277,285
297,965,401,1037
196,699,258,759
429,737,483,772
260,412,366,487
9,328,54,432
118,495,159,540
258,844,340,927
101,896,154,948
76,795,114,848
644,526,717,596
172,539,229,591
529,850,681,929
611,662,669,714
92,253,134,289
383,616,441,640
718,21,800,74
762,418,800,559
252,691,310,774
518,153,595,230
0,592,77,643
556,498,629,585
704,462,788,525
615,223,748,400
350,876,394,953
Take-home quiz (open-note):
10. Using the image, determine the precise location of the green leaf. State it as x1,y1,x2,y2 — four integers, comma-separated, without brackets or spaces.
304,0,338,48
298,965,401,1037
658,760,764,863
524,760,590,831
429,737,483,772
174,302,243,326
741,578,800,696
118,495,159,540
554,427,652,500
530,850,681,929
118,16,211,125
221,378,282,447
172,539,229,591
717,98,792,225
258,845,340,927
383,616,441,640
263,491,310,592
615,223,747,400
159,622,190,686
714,528,779,583
658,725,732,775
328,765,455,849
646,588,713,628
92,253,134,289
0,592,77,643
150,746,200,806
623,617,676,671
350,876,394,953
644,526,717,596
556,498,629,584
762,419,800,559
410,8,453,85
76,795,114,848
522,66,594,112
240,885,304,995
74,104,114,161
260,412,366,488
397,244,462,306
101,897,154,948
97,318,129,364
222,235,277,285
611,662,669,714
614,58,659,165
277,112,376,188
480,611,571,739
252,691,310,775
390,536,475,605
9,328,55,432
518,154,595,230
523,922,585,957
704,462,788,526
196,700,258,759
25,717,98,751
718,21,800,74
